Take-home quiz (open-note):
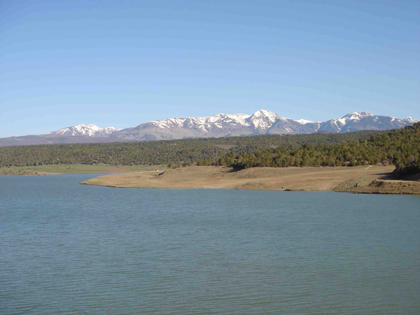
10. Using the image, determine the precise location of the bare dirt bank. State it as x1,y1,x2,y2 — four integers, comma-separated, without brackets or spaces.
80,165,420,195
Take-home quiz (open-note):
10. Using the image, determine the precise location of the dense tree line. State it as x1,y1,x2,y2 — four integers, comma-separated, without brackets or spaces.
0,130,381,167
210,123,420,173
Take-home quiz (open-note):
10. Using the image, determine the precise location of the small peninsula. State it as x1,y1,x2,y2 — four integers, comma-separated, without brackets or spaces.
80,165,420,195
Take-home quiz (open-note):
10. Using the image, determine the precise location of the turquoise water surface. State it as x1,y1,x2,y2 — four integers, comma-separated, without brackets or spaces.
1,174,419,314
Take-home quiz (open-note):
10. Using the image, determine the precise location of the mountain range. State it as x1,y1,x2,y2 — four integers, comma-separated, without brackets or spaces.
52,124,121,137
1,110,417,146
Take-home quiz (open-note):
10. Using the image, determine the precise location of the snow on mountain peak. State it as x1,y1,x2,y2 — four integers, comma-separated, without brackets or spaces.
223,113,250,125
404,116,417,123
51,124,120,136
49,110,417,141
342,112,373,120
151,110,282,132
151,112,253,131
248,110,280,129
252,110,279,120
296,119,314,125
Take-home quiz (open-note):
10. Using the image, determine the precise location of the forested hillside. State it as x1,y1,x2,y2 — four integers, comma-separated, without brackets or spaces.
215,123,420,175
0,130,381,167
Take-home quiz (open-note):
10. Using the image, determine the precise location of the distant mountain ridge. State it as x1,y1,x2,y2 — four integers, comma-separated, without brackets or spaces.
51,124,120,137
0,110,417,146
108,110,417,141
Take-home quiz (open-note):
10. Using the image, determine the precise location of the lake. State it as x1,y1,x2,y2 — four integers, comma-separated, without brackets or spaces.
1,174,419,314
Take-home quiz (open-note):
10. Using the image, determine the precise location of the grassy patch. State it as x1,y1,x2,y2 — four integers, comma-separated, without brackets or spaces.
0,164,166,176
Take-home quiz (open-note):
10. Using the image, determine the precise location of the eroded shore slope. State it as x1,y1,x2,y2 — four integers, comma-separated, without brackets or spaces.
80,165,420,195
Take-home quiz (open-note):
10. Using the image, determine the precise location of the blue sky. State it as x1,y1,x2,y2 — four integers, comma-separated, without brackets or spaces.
1,0,419,137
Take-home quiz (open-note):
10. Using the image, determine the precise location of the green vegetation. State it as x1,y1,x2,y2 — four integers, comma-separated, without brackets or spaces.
393,161,420,178
212,123,420,173
1,124,418,177
0,130,382,168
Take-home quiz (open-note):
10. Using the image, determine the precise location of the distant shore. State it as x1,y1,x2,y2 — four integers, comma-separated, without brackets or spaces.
80,165,420,195
0,164,165,176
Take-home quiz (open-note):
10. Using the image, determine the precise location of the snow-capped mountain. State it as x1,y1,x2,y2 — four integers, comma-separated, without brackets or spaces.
108,110,417,141
296,119,315,125
247,110,280,129
51,124,120,137
145,110,277,132
317,112,415,133
2,110,416,146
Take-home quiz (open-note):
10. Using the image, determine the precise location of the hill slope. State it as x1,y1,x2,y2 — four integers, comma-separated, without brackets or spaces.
0,130,383,168
220,122,420,170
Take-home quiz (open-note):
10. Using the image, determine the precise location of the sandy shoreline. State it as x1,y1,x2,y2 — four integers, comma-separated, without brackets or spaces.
80,165,420,195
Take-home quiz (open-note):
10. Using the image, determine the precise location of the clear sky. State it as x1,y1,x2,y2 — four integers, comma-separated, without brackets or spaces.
1,0,419,137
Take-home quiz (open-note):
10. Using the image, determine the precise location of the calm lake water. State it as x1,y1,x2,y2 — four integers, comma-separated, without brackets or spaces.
1,174,420,314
